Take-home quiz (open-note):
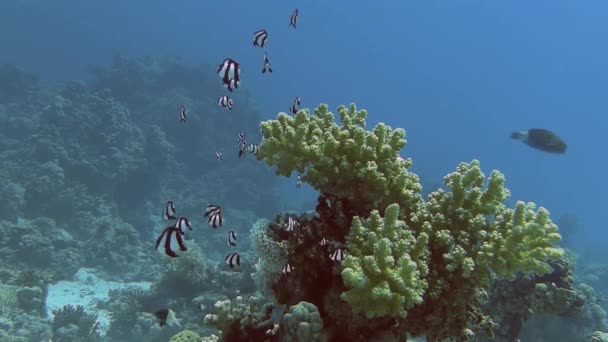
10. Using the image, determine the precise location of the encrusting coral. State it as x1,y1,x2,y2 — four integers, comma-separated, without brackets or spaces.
277,301,326,342
256,103,564,341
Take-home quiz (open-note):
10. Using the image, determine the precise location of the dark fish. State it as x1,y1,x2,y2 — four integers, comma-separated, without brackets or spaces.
329,248,345,262
296,175,302,189
155,227,187,257
163,201,176,220
204,204,223,228
154,308,182,327
217,58,240,91
227,231,237,247
282,263,295,274
218,95,233,109
216,152,222,160
289,8,299,28
173,217,192,235
225,252,241,269
510,128,567,154
253,29,268,47
290,96,301,114
179,106,187,123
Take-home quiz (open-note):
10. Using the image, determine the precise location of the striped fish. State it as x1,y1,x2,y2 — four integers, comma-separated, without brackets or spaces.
173,217,191,235
218,95,233,109
289,8,299,28
329,248,345,262
262,51,272,73
216,152,222,160
290,96,301,114
155,227,187,258
163,201,176,220
217,58,240,91
225,252,241,269
253,29,268,47
179,105,187,123
286,216,297,232
204,204,223,228
227,231,237,247
282,263,295,274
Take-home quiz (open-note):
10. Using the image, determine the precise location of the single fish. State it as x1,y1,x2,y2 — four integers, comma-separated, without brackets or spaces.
510,128,566,154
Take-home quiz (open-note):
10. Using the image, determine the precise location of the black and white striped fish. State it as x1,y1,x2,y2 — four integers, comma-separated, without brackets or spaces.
246,143,260,156
217,58,240,91
253,29,268,47
289,8,299,28
227,231,237,247
319,238,328,247
290,96,301,114
329,248,345,262
179,105,187,123
155,227,187,258
262,51,272,73
225,252,240,269
237,132,248,158
216,152,222,160
173,217,192,235
286,216,297,232
282,263,295,274
204,204,223,228
296,175,302,189
163,201,176,220
218,95,233,109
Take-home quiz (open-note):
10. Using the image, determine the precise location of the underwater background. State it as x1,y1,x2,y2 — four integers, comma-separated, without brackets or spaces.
0,0,606,341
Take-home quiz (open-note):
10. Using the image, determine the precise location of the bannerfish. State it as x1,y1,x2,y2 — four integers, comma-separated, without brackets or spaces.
319,238,328,247
227,231,237,247
225,252,241,269
218,95,233,110
246,143,260,156
237,132,247,158
179,106,187,123
205,204,223,228
155,227,187,257
510,128,567,154
282,263,295,274
329,248,345,262
253,29,268,47
163,201,176,220
154,308,182,328
286,216,297,232
173,217,191,235
289,8,298,28
290,96,301,114
262,51,272,73
217,58,240,92
296,175,302,189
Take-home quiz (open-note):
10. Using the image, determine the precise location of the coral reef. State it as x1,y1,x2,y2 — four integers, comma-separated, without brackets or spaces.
51,304,100,342
254,103,564,341
203,295,275,341
277,301,325,342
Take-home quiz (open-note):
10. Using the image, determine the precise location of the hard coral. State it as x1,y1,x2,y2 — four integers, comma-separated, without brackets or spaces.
259,103,423,216
257,104,565,341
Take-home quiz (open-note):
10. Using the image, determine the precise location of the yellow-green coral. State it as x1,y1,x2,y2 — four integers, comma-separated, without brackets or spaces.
341,204,429,318
259,103,423,214
169,330,200,342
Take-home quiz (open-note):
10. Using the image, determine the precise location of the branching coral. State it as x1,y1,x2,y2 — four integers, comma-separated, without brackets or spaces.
256,103,565,341
259,103,423,216
341,204,429,318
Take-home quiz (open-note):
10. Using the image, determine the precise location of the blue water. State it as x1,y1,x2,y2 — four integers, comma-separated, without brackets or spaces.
1,1,607,339
2,0,605,256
